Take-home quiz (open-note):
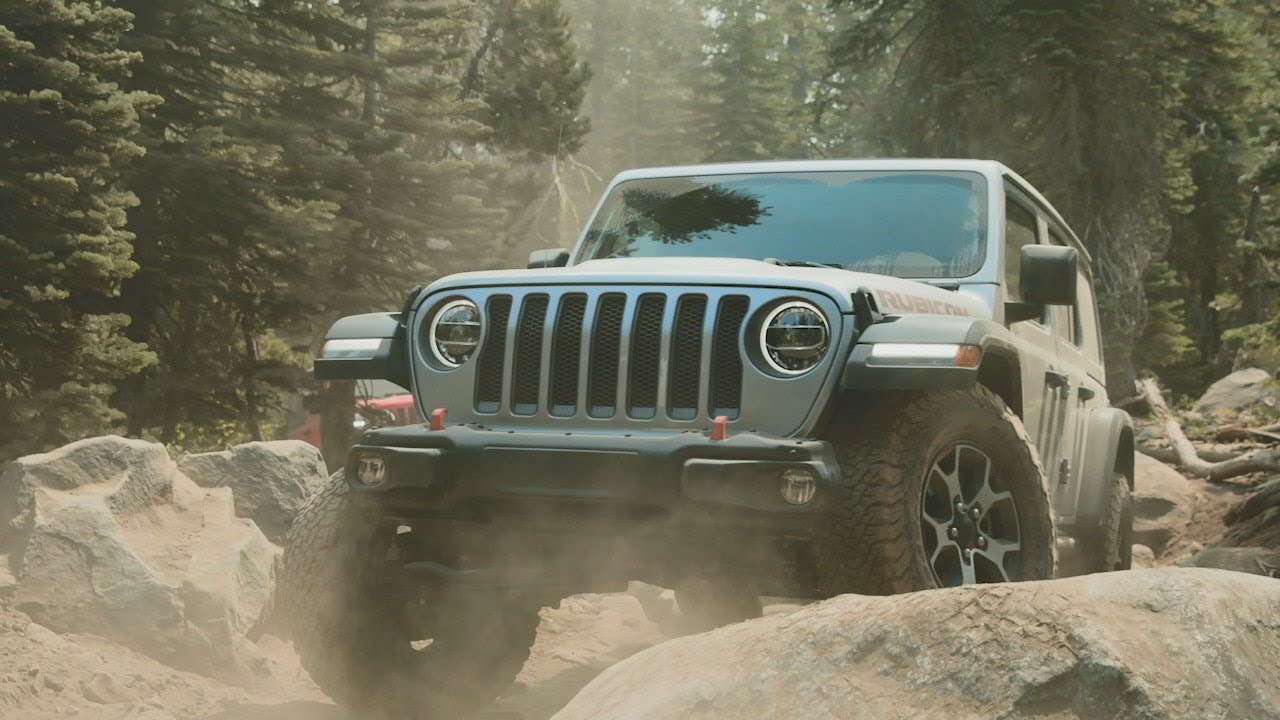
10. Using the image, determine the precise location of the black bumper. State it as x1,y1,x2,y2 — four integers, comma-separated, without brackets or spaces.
348,424,840,521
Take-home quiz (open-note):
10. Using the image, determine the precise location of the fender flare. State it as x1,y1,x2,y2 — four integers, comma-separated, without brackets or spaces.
1074,407,1135,527
313,311,411,388
842,315,1024,414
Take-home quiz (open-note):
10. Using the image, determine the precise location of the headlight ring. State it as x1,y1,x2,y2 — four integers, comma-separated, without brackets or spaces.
758,301,830,375
426,298,482,368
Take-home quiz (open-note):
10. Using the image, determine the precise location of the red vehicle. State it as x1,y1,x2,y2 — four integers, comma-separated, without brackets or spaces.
289,393,421,455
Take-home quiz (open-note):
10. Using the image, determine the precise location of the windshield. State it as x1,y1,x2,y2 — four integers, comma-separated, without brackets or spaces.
577,171,988,279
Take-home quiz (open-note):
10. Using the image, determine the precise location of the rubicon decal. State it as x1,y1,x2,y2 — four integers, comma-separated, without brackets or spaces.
876,290,971,316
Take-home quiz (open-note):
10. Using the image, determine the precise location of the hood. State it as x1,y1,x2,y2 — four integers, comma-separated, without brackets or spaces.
419,257,989,319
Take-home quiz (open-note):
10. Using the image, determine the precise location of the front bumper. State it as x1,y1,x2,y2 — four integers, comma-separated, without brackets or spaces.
348,424,840,522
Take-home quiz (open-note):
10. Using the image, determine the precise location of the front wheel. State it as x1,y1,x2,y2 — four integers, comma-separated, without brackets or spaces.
278,472,542,719
818,387,1057,596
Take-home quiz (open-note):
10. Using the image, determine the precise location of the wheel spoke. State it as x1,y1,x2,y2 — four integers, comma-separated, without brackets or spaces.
924,513,957,565
930,464,963,504
973,485,1014,516
975,538,1020,581
960,556,977,584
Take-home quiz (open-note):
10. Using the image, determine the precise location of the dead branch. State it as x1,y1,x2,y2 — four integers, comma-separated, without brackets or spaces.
1215,424,1280,444
1136,441,1262,465
1136,377,1280,483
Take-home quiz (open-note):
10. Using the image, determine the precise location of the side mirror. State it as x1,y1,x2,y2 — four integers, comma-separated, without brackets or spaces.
528,248,570,269
1020,245,1077,306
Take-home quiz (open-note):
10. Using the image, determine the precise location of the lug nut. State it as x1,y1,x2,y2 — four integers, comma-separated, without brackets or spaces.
963,549,972,561
977,537,987,549
948,527,959,539
970,507,981,520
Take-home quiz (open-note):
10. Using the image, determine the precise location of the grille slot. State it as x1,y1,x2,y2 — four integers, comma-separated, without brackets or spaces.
588,294,626,417
710,296,749,419
548,294,587,416
668,295,707,420
510,294,549,415
627,294,666,419
474,295,512,413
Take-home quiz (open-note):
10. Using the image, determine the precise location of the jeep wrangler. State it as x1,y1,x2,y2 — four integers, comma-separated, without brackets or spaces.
279,159,1135,718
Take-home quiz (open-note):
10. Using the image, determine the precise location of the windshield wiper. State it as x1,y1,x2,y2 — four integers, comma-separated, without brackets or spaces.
762,258,845,269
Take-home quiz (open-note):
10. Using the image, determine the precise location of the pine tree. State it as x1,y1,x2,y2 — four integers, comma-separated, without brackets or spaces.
826,0,1237,397
0,0,159,459
111,0,336,445
257,0,590,463
483,0,591,159
697,0,795,162
565,0,707,177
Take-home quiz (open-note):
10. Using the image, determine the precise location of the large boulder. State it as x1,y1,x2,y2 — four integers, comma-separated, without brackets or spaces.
177,441,326,543
553,569,1280,720
1132,453,1198,558
1194,367,1279,422
1218,476,1280,550
0,436,279,679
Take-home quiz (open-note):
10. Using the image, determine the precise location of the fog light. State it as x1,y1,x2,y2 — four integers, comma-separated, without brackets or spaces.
354,452,386,486
780,468,817,505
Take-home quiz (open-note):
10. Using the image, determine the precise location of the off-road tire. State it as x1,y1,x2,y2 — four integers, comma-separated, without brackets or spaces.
278,471,541,719
817,386,1057,596
1075,472,1134,573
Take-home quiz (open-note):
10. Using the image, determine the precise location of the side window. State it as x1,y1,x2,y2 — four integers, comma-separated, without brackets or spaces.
1003,196,1039,303
1076,272,1103,366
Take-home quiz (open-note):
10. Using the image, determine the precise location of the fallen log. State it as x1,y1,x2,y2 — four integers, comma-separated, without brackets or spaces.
1137,441,1261,465
1223,478,1280,526
1136,377,1280,483
1215,424,1280,444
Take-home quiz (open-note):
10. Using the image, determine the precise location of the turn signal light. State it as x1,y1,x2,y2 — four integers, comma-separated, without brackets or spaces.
866,343,982,368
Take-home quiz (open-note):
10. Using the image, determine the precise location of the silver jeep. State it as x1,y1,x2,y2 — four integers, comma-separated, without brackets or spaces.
280,159,1134,718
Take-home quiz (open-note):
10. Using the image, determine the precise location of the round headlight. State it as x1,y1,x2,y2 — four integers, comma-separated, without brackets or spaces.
759,301,829,375
427,299,481,368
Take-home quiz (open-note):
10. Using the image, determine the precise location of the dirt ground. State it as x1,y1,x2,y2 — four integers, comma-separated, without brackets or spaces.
0,587,809,719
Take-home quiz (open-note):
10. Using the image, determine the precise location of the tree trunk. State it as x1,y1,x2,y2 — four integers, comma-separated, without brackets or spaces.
241,317,264,442
1239,186,1265,326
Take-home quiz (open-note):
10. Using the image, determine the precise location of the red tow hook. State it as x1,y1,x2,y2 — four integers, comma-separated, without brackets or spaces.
429,407,447,431
711,415,729,441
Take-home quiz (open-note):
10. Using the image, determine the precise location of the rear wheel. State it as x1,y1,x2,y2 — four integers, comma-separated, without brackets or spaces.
278,472,542,719
818,387,1057,595
1075,472,1134,573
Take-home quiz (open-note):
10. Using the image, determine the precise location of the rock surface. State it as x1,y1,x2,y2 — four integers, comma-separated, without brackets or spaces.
552,569,1280,720
1132,453,1198,557
1185,546,1280,577
177,441,327,544
1194,367,1278,422
0,437,279,678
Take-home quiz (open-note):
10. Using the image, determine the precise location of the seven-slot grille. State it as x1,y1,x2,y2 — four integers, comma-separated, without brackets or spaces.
473,291,750,421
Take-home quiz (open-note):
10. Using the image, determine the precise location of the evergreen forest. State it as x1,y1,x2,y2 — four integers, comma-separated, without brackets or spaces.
2,0,1278,460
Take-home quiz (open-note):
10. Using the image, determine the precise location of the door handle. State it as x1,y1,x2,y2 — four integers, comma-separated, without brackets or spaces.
1078,386,1096,402
1044,369,1070,400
